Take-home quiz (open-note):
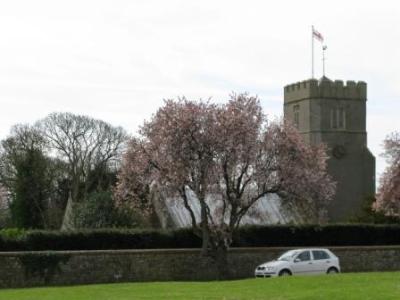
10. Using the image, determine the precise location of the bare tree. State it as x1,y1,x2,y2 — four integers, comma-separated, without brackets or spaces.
37,112,128,202
374,132,400,216
115,94,335,276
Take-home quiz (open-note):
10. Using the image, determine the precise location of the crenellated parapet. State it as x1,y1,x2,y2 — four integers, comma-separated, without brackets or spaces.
284,78,367,103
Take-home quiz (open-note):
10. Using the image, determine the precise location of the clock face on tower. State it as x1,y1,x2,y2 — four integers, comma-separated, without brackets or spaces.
332,145,346,159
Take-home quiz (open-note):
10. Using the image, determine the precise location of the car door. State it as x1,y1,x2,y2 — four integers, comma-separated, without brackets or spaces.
312,250,332,274
291,250,314,275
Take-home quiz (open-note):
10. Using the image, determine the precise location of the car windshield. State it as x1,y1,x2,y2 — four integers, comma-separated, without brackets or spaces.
278,250,299,261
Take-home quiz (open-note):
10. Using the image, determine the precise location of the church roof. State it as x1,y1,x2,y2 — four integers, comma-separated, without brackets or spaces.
153,188,304,229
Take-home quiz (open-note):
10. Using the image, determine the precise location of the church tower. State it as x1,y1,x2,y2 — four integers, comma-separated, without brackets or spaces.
284,77,375,221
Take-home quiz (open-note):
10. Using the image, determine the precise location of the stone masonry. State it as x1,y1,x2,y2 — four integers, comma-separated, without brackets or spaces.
284,78,375,221
0,246,400,288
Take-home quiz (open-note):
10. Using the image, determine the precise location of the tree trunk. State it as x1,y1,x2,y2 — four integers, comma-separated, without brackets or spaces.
213,245,229,280
199,194,210,255
199,233,230,279
201,226,210,255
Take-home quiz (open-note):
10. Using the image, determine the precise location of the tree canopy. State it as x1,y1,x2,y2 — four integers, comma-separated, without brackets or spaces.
37,112,127,202
0,125,53,228
115,94,335,273
0,113,130,230
375,132,400,216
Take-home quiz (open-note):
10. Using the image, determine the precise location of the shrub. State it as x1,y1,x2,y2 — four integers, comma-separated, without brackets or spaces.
0,224,400,252
231,224,400,247
73,191,145,229
0,228,26,239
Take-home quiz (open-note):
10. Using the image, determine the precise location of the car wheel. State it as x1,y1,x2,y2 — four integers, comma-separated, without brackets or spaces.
279,269,292,277
327,267,339,274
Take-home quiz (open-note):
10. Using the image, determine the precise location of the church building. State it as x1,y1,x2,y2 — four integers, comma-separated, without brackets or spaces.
284,77,375,221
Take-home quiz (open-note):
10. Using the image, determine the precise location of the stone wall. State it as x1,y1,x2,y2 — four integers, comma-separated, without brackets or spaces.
1,246,400,288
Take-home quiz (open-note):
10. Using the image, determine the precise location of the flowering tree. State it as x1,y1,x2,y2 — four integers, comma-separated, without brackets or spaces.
375,132,400,216
115,94,335,276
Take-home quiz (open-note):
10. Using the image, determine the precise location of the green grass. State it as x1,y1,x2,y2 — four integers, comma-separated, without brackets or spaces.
1,272,400,300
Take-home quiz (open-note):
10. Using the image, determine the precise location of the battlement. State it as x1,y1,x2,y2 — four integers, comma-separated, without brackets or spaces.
284,78,367,102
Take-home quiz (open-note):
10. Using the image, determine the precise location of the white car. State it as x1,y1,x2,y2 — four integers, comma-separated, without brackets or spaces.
255,248,340,277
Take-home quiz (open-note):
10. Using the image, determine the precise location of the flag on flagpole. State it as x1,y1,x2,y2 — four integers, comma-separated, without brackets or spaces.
313,28,324,42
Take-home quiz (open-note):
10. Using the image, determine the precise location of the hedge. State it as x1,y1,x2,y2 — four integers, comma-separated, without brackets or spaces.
0,228,201,251
1,224,400,251
231,224,400,247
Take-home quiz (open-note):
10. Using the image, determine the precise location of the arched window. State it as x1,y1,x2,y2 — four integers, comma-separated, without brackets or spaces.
293,105,300,129
330,107,346,130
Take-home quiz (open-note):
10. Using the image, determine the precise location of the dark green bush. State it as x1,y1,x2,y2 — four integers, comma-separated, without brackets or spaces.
231,224,400,247
0,224,400,251
0,228,201,251
73,191,145,229
0,228,26,239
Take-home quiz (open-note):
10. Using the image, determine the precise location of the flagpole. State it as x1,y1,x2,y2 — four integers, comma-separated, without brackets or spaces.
311,25,314,79
322,45,327,77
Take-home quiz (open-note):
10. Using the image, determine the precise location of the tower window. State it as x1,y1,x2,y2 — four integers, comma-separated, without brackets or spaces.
331,107,346,130
293,105,300,129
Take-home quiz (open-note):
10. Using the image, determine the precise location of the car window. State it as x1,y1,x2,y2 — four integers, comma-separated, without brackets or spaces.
278,250,299,261
296,251,311,261
312,250,330,260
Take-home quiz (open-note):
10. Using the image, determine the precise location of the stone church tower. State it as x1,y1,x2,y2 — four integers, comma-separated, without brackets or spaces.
284,77,375,221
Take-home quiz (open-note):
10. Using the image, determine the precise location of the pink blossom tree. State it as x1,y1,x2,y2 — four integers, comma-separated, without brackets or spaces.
375,132,400,216
115,94,335,276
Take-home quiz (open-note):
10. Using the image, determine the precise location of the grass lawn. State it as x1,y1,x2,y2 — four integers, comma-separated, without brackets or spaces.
1,272,400,300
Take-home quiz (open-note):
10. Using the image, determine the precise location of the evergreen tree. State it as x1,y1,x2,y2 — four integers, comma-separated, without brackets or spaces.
10,148,51,228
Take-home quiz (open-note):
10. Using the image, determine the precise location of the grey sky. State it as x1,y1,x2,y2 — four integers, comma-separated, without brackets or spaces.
0,0,399,182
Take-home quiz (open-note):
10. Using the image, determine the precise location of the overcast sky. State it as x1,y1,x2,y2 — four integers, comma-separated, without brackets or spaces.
0,0,399,182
